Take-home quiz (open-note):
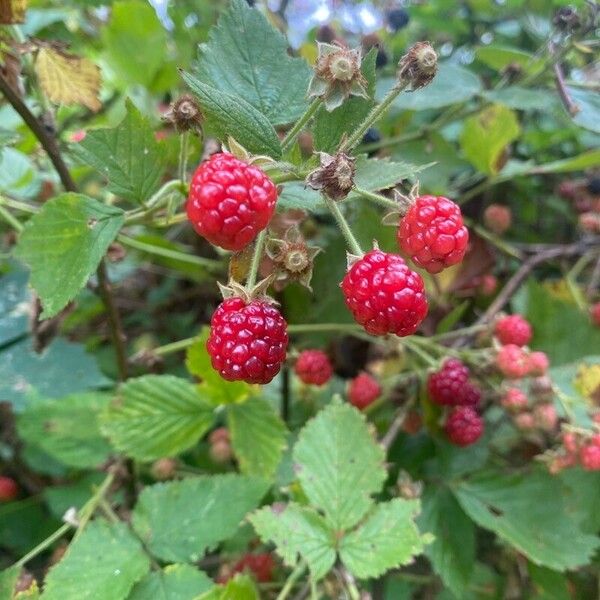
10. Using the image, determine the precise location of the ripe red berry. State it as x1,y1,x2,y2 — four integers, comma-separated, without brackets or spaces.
528,351,549,376
591,303,600,327
483,204,512,235
341,249,428,336
580,439,600,471
494,314,532,347
445,406,483,446
231,553,275,583
562,431,579,455
294,350,333,386
0,476,18,502
427,358,480,406
501,387,528,412
187,153,278,251
207,297,288,384
348,372,381,410
398,195,469,274
496,344,530,379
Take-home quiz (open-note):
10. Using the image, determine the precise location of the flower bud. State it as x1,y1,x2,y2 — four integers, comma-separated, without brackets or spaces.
307,151,356,201
397,42,438,90
163,94,203,132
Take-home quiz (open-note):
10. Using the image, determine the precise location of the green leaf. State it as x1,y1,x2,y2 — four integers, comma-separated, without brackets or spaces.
0,499,58,554
339,499,429,580
185,328,252,406
453,470,600,571
17,393,112,468
182,73,281,159
227,397,288,478
249,502,336,580
483,87,559,112
529,149,600,174
293,400,386,531
419,487,475,597
128,564,213,600
14,193,124,318
44,473,105,520
101,1,167,87
0,269,31,346
568,87,600,134
0,338,110,412
101,375,215,461
476,45,543,73
42,520,150,600
528,563,570,600
71,101,165,204
0,566,19,599
377,63,482,111
132,474,269,563
195,0,311,126
0,148,38,199
313,49,377,152
460,104,521,175
195,575,258,600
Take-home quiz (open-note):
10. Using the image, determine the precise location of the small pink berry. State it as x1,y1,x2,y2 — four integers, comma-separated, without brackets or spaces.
501,387,528,412
496,344,530,379
533,402,558,432
528,351,549,376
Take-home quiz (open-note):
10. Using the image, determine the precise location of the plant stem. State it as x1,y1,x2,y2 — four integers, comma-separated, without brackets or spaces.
15,523,72,569
0,196,38,214
353,186,399,210
276,562,307,600
118,235,222,270
281,98,322,153
323,195,363,256
73,471,116,541
246,229,267,289
288,323,362,333
124,179,186,223
179,132,190,183
0,205,23,232
467,221,523,260
340,81,408,152
153,336,197,356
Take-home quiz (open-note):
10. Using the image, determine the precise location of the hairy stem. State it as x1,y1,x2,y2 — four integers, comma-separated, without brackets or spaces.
246,228,267,289
276,562,307,600
323,195,363,256
281,98,322,153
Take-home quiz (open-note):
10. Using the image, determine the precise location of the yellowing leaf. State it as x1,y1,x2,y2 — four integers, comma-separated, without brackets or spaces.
0,0,27,24
574,363,600,403
35,47,101,112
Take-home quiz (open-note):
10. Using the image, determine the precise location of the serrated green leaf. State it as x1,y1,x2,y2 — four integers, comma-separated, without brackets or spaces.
128,564,213,600
182,73,281,159
460,104,520,175
567,87,600,134
0,269,31,346
0,565,19,599
101,375,215,461
227,397,287,478
476,45,543,73
250,502,336,580
529,149,600,174
483,87,559,112
0,338,110,412
17,393,112,468
340,499,428,580
195,575,258,600
313,49,376,152
0,148,38,199
71,101,165,204
453,470,600,571
132,474,269,563
419,487,475,597
42,520,150,600
195,0,311,126
14,193,124,318
293,401,386,531
186,328,252,406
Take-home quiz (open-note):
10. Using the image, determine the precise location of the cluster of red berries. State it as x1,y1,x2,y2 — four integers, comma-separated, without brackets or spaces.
500,381,558,434
218,553,275,584
294,350,333,386
348,372,381,410
427,359,483,446
0,476,18,502
550,429,600,473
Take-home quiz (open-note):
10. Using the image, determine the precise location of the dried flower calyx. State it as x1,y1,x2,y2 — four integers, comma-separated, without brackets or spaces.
308,43,368,111
397,41,438,90
265,225,321,291
163,94,203,132
306,152,356,201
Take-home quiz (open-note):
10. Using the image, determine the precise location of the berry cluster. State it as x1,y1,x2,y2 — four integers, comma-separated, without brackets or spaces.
427,359,483,446
500,380,557,434
549,429,600,473
348,372,381,410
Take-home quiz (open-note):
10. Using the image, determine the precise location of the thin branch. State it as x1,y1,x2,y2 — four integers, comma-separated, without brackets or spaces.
380,401,414,451
553,60,580,116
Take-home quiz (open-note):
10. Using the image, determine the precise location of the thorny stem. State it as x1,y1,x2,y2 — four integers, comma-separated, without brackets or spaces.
246,229,267,289
340,80,408,152
323,195,363,256
281,98,322,153
276,562,307,600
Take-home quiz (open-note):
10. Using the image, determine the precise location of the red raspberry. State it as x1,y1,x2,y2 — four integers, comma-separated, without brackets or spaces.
562,431,579,455
0,476,18,502
427,359,480,406
402,410,422,434
483,204,512,235
341,249,428,336
494,314,532,347
533,402,558,432
294,350,333,386
501,387,528,412
348,372,381,410
231,553,275,583
398,195,469,274
496,344,530,379
591,303,600,327
580,438,600,471
514,412,535,431
187,153,278,251
528,351,549,376
478,274,497,297
548,453,576,475
207,297,288,384
445,406,483,446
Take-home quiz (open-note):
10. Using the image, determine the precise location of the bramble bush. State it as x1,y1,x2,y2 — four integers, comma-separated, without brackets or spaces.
1,0,600,598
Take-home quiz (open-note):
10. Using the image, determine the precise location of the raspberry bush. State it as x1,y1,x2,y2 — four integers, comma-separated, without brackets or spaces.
1,1,600,599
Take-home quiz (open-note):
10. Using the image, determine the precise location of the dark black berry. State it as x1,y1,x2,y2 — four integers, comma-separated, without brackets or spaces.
386,8,410,32
362,128,381,145
376,47,389,68
587,176,600,196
